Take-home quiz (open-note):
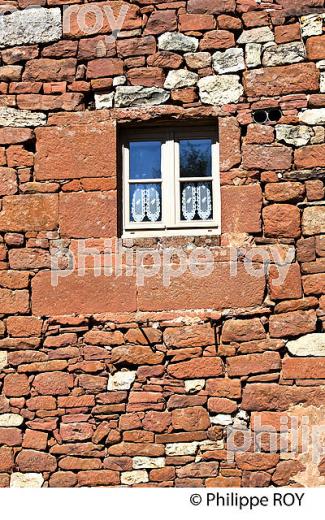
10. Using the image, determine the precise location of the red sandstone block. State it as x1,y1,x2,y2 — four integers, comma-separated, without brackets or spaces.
127,67,165,88
200,30,235,50
86,58,123,79
0,447,14,472
179,14,216,31
23,58,77,82
0,128,33,145
0,288,30,314
42,40,78,58
236,453,279,470
163,324,214,348
207,397,237,413
243,63,319,97
32,270,137,316
263,204,301,238
205,378,241,398
137,261,265,312
219,116,241,171
9,82,43,94
117,36,156,57
275,23,301,43
35,122,116,180
242,144,292,170
22,430,48,450
144,10,177,35
59,191,117,238
269,310,316,338
0,194,58,232
242,11,269,27
222,318,266,343
306,35,325,60
168,357,223,379
282,357,325,380
221,184,262,233
188,0,236,14
303,273,325,296
1,45,39,65
60,423,94,442
171,406,210,431
77,470,120,486
0,169,17,196
3,373,30,397
206,476,241,487
269,263,303,301
49,472,77,488
294,144,325,169
0,428,22,447
16,449,57,472
227,352,281,377
9,248,51,270
242,383,325,412
32,372,74,395
6,145,33,168
17,93,84,111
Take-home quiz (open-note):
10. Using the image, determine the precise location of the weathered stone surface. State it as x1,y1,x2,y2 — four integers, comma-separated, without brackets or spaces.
295,144,325,168
301,14,323,38
282,357,325,379
158,32,198,53
227,352,281,377
168,357,223,379
10,473,44,488
0,414,23,427
172,406,210,431
0,194,58,232
302,206,325,235
164,70,198,90
121,470,148,485
222,319,266,343
0,107,46,127
0,352,7,370
242,144,292,170
35,122,116,180
219,117,241,171
32,270,137,316
198,75,243,105
244,63,319,97
262,42,305,66
112,346,164,366
184,52,211,69
269,310,316,338
242,383,325,411
238,27,274,44
163,324,214,348
276,125,313,146
299,108,325,125
263,204,301,238
0,8,62,49
187,0,236,14
138,262,265,312
114,86,170,107
287,334,325,356
132,457,165,469
107,371,136,391
213,48,245,74
95,92,114,109
245,43,262,68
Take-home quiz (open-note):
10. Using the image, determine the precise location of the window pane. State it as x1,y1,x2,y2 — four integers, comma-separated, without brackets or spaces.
180,139,212,178
130,141,161,180
180,181,213,221
130,183,161,223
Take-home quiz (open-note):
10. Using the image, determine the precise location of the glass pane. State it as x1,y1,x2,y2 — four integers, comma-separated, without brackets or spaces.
130,183,161,223
180,139,212,178
180,181,213,221
130,141,161,180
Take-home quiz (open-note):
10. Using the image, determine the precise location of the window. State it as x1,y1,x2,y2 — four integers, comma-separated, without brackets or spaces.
122,127,220,237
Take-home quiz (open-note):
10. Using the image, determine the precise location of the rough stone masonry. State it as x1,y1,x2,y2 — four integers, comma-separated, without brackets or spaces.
0,0,325,488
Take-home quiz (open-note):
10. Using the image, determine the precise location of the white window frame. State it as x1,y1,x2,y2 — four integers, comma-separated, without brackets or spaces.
122,126,220,238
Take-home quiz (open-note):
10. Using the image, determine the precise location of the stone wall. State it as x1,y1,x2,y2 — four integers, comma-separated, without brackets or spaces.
0,0,324,488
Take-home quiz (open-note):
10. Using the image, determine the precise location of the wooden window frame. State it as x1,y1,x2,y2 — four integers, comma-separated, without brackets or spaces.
122,126,221,238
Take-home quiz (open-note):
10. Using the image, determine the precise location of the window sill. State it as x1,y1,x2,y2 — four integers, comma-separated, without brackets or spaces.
122,227,221,239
